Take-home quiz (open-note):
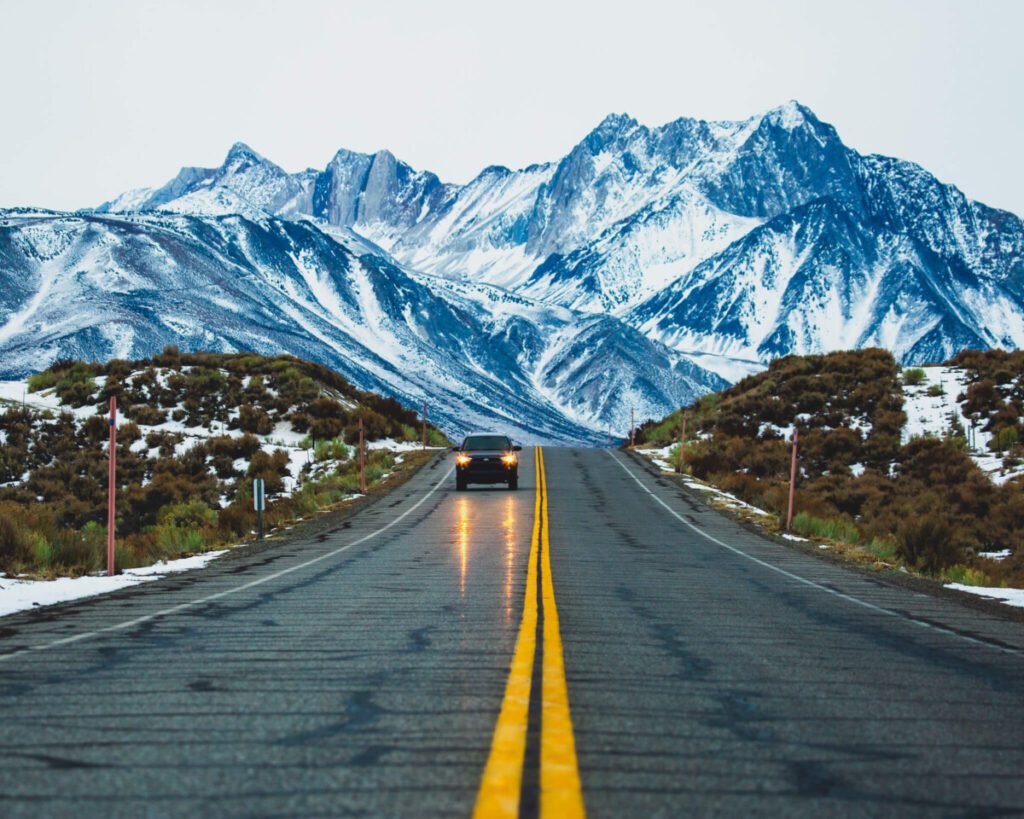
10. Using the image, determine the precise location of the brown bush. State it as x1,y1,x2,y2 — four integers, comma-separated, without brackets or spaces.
238,404,274,435
217,502,254,538
125,403,166,425
896,513,964,573
309,416,344,440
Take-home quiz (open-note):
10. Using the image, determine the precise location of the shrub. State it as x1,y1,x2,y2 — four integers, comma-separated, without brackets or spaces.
903,368,927,386
59,378,97,408
31,533,54,568
866,538,897,561
64,521,105,572
157,501,217,530
238,404,274,435
207,433,261,460
217,502,254,538
126,403,167,426
309,416,344,440
791,512,860,545
896,515,963,573
940,564,990,586
992,425,1019,453
927,383,945,397
315,438,349,462
247,449,291,495
425,427,449,447
0,512,34,570
27,370,61,392
155,524,206,557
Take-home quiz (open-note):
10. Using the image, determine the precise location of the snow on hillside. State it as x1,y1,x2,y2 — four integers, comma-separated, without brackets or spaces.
0,364,429,502
900,366,1024,484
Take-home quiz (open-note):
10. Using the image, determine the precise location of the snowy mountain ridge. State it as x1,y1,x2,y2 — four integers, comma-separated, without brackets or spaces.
0,208,722,443
3,100,1024,440
95,100,1024,361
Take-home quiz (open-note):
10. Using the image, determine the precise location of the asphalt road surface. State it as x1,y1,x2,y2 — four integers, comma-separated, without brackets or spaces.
1,448,1023,817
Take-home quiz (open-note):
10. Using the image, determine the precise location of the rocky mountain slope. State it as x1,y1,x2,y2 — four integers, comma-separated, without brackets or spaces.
0,209,720,442
3,101,1023,439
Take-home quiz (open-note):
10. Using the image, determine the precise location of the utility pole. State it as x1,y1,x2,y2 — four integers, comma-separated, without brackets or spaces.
107,396,117,576
786,427,799,531
359,417,367,494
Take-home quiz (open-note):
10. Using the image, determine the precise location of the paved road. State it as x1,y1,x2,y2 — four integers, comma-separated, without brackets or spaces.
1,448,1023,817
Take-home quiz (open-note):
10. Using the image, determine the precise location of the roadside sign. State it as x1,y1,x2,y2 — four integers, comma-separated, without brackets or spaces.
254,478,266,541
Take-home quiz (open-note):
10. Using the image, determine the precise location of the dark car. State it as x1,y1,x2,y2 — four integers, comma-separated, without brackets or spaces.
453,433,522,491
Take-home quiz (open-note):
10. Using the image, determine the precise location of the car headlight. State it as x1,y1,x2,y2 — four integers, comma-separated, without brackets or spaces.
456,453,472,466
502,453,517,466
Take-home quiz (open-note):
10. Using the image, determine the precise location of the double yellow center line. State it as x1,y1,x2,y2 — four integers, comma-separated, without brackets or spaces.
474,447,585,818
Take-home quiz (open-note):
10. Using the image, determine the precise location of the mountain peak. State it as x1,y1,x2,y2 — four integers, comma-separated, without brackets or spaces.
594,112,638,134
580,112,641,154
761,100,818,130
225,141,262,161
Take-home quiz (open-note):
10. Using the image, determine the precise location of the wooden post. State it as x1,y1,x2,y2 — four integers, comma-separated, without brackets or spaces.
107,396,117,576
359,417,367,494
422,399,427,451
677,414,686,473
786,427,799,531
630,407,635,448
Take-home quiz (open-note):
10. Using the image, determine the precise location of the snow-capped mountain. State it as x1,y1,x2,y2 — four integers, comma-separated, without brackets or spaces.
0,209,721,442
95,100,1024,352
4,100,1024,439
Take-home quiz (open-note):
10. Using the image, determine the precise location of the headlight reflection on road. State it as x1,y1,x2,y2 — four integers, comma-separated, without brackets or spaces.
456,496,469,596
503,495,516,624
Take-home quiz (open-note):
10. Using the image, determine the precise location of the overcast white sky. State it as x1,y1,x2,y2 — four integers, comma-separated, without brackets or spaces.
2,0,1022,214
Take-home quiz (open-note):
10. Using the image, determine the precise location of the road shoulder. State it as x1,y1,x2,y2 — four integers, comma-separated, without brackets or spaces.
624,449,1024,630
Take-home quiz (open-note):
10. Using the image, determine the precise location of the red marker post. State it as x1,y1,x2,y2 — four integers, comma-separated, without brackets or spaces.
421,399,427,451
359,417,367,494
630,407,635,448
107,396,117,576
786,427,799,531
677,414,686,473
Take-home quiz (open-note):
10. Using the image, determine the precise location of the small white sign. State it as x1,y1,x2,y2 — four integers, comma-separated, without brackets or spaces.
253,478,266,512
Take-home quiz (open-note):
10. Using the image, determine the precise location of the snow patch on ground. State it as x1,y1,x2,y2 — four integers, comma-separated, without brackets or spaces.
979,549,1012,561
945,584,1024,609
366,438,444,453
0,550,228,618
636,444,679,473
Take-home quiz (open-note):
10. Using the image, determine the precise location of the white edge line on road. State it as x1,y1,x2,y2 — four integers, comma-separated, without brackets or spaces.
607,451,1021,658
0,465,455,663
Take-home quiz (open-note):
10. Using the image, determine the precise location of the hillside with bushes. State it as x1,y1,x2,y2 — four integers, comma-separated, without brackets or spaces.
0,348,448,578
634,348,1024,588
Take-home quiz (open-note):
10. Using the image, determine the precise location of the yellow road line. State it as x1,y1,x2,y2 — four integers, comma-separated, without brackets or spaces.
538,447,585,819
474,448,585,818
472,451,541,818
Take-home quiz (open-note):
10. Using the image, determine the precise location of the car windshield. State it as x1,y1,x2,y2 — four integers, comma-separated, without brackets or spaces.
462,435,511,451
